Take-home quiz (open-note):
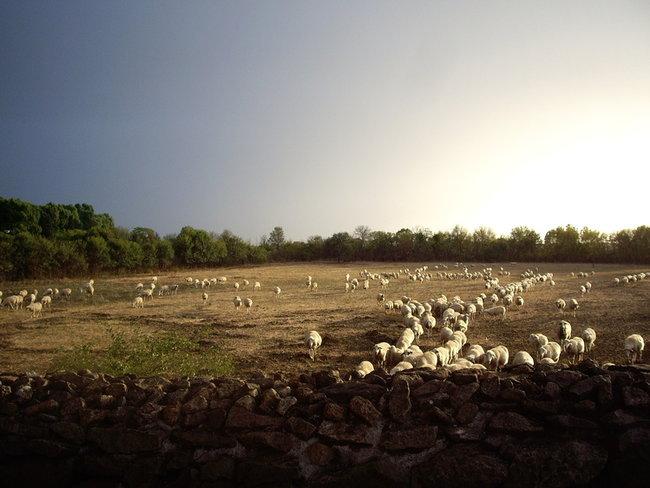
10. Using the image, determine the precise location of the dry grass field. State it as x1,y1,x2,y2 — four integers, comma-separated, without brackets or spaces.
0,262,648,376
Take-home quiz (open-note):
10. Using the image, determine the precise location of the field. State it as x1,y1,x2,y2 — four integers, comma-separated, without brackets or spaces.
0,262,648,376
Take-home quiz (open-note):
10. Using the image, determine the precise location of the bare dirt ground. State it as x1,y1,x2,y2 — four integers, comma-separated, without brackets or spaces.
0,262,648,376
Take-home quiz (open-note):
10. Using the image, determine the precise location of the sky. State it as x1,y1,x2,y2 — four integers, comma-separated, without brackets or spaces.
1,1,649,242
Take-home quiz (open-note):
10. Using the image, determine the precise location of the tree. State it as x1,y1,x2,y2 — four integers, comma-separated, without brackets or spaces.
353,225,372,242
267,226,286,250
510,226,541,261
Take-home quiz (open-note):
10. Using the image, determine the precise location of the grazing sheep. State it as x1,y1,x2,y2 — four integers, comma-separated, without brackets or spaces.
185,277,193,283
390,361,414,375
60,288,72,300
439,326,454,345
311,282,318,291
305,330,322,360
512,351,534,367
40,296,52,308
3,295,24,310
433,346,451,366
579,285,586,296
254,282,261,291
624,334,644,364
26,302,43,317
233,296,242,310
421,313,436,335
411,322,424,343
133,296,144,308
568,299,579,316
376,293,385,304
556,298,566,314
234,282,240,291
557,320,572,346
581,328,596,353
306,276,313,288
539,357,558,365
202,292,208,305
395,328,415,351
373,342,391,368
354,360,375,379
158,285,170,296
412,351,439,369
242,279,250,287
274,286,281,297
539,342,562,363
484,306,506,319
140,288,154,300
465,344,485,363
529,333,549,350
483,346,509,371
515,296,524,307
136,283,144,291
585,282,592,292
243,298,253,312
564,337,585,363
384,300,394,313
345,283,350,293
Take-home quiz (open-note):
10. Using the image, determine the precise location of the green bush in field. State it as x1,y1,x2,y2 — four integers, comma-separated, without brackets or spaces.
51,326,234,377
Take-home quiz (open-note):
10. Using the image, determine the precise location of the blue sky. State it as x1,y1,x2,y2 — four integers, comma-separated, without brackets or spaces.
2,1,649,241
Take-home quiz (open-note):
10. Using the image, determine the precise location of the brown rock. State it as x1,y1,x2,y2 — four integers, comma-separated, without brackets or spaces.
456,402,479,425
323,401,345,421
225,405,283,430
451,371,479,385
414,443,507,488
317,420,382,446
480,375,501,398
172,429,237,448
305,442,335,466
88,427,160,453
79,408,107,427
159,403,181,426
489,411,543,433
412,380,444,398
382,425,438,450
320,381,385,402
259,388,280,413
544,381,561,399
349,396,381,426
446,412,489,441
277,396,297,416
50,421,85,444
239,431,298,453
201,456,235,481
388,378,411,423
24,399,59,416
235,394,256,411
105,383,127,397
286,416,316,439
623,386,649,407
450,382,479,408
508,440,607,486
182,394,208,414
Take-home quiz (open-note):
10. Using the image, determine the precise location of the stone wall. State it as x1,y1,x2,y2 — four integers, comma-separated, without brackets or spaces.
0,360,649,487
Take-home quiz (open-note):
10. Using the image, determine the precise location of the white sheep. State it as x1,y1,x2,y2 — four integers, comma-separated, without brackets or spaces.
389,361,413,375
568,299,579,317
395,328,415,351
242,279,250,287
556,298,566,314
311,282,318,291
624,334,644,364
557,320,572,346
439,326,454,345
60,288,72,299
273,286,281,297
133,296,144,308
376,293,385,303
563,337,585,363
233,296,242,310
254,282,261,291
234,282,240,291
529,333,549,350
484,306,506,319
483,345,509,371
465,344,485,363
579,285,586,296
539,342,562,362
26,302,43,318
40,295,52,308
243,297,253,312
515,296,524,307
373,342,391,368
202,292,208,305
512,351,534,367
355,360,375,378
305,330,322,360
140,288,154,300
136,283,144,291
581,328,596,353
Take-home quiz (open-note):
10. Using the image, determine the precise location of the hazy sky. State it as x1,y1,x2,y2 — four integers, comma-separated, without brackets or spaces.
2,1,649,241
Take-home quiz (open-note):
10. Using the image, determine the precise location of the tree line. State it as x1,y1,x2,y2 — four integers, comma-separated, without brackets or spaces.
0,197,648,279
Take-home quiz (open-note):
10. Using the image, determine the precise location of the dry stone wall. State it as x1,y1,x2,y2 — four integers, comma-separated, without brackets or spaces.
0,360,649,487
